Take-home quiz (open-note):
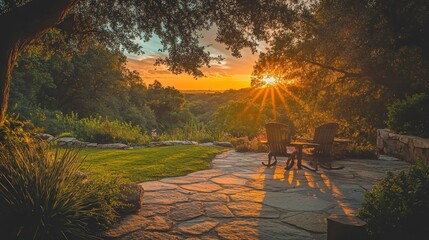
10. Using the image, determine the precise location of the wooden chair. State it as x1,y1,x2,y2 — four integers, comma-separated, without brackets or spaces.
303,122,344,170
262,122,297,168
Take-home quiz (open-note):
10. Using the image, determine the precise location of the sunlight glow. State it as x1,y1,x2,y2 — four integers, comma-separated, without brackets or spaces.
262,76,277,87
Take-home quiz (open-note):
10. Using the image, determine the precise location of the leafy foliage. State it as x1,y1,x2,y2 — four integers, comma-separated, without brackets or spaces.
247,0,429,148
11,47,155,129
359,163,429,240
0,114,35,143
254,0,429,97
146,80,194,131
230,135,268,153
9,46,196,133
185,88,255,123
1,0,296,77
54,113,151,145
212,99,270,138
387,93,429,138
343,143,377,159
158,121,230,144
0,141,120,239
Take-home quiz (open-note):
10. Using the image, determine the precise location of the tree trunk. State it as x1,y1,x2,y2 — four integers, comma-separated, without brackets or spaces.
0,41,20,124
0,0,79,124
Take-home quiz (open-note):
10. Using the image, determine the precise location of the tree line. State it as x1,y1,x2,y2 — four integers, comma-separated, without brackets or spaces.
9,46,193,132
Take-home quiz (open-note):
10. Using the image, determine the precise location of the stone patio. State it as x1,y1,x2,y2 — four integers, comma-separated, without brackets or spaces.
104,150,410,240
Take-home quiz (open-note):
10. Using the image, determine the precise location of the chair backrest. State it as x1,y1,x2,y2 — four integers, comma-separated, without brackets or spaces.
265,122,293,156
312,122,339,155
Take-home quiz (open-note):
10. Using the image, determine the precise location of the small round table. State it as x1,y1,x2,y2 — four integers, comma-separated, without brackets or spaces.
289,141,320,170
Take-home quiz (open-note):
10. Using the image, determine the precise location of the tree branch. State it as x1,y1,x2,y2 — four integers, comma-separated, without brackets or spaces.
0,0,81,47
4,0,17,9
56,13,77,33
304,59,363,78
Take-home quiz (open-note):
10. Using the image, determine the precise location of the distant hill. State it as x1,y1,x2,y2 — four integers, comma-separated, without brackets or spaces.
179,90,224,94
184,88,255,123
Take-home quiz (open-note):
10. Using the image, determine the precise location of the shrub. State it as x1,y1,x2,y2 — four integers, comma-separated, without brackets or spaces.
359,163,429,240
235,144,250,152
387,93,429,138
231,137,250,152
159,121,230,143
0,141,121,239
56,113,151,145
0,114,36,144
248,137,269,152
343,143,377,159
230,137,249,147
231,135,268,153
212,100,269,138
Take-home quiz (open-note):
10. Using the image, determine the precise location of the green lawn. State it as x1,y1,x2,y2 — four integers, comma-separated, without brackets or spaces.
78,145,227,183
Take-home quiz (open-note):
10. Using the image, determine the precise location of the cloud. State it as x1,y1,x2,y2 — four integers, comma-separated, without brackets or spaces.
125,28,261,90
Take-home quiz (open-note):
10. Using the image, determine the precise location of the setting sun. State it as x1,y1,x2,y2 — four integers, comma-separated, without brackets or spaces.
262,76,277,87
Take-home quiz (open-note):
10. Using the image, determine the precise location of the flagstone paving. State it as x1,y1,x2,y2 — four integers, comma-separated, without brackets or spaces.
105,151,410,240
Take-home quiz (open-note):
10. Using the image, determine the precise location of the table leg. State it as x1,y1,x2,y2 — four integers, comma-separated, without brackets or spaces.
297,145,303,169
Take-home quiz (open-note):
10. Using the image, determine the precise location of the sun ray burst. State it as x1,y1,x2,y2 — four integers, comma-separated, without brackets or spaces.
270,87,277,121
256,88,270,121
242,88,266,114
274,86,291,114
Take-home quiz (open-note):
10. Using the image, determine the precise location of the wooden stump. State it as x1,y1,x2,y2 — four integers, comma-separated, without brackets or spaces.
327,214,368,240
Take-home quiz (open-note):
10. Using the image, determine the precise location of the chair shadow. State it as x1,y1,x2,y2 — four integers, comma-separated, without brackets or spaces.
250,156,357,239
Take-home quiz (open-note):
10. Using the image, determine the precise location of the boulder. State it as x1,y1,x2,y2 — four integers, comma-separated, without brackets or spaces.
200,142,215,146
97,143,130,149
56,137,78,145
163,140,197,145
213,141,233,148
71,141,87,147
86,143,98,148
163,140,184,145
56,137,87,147
56,137,77,142
34,133,54,142
149,142,163,147
159,141,174,146
116,184,144,215
76,171,88,180
150,141,198,147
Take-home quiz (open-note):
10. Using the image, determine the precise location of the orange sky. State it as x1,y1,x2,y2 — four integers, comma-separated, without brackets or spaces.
125,30,262,90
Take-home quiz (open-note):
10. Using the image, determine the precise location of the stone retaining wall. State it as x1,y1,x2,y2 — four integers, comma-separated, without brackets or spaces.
377,129,429,165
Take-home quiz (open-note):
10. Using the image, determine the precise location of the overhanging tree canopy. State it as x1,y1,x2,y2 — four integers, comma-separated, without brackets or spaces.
252,0,429,96
0,0,295,123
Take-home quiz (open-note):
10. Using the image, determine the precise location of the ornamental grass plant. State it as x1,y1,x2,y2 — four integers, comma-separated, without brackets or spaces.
0,140,119,240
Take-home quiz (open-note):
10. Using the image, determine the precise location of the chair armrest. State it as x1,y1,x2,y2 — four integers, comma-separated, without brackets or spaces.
334,138,351,143
295,136,313,142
